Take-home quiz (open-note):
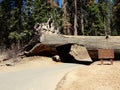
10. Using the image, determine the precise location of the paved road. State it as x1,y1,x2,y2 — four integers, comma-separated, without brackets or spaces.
0,63,85,90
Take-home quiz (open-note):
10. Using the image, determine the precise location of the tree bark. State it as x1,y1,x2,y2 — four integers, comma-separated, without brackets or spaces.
104,19,107,36
81,14,84,35
74,0,78,35
41,33,120,50
23,33,120,60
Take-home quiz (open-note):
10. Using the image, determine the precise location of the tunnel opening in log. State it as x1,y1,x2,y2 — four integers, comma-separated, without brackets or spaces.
56,44,92,65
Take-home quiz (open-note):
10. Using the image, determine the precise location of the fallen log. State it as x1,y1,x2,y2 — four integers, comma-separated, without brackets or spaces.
24,41,92,63
41,33,120,50
23,33,120,61
24,43,58,56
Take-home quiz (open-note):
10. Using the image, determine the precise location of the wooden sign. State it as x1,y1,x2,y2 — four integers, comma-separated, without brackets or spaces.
98,49,114,65
98,49,114,59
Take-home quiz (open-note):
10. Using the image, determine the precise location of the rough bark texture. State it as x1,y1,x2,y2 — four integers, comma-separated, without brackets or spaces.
23,36,92,63
24,43,58,56
23,32,120,61
74,0,78,35
41,33,120,50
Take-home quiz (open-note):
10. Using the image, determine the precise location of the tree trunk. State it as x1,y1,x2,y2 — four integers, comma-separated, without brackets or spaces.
74,0,78,35
22,33,120,60
40,33,120,50
103,18,107,36
81,14,84,35
62,0,65,5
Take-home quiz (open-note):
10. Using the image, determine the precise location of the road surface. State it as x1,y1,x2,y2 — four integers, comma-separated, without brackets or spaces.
0,63,85,90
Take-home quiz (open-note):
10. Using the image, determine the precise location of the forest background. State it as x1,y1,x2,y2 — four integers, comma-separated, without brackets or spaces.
0,0,120,50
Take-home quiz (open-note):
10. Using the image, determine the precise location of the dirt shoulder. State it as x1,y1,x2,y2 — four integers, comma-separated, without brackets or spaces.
56,61,120,90
0,56,60,72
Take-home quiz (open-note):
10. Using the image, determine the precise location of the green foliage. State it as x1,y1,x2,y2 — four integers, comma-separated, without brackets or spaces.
0,0,62,48
86,4,104,36
0,0,11,47
9,8,19,30
32,0,62,29
98,1,112,35
32,0,49,23
98,2,108,20
51,7,62,29
8,32,21,40
112,2,120,35
20,30,32,38
0,0,120,48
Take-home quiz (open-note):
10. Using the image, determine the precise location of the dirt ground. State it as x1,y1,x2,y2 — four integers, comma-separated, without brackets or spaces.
0,56,60,72
1,55,120,90
56,61,120,90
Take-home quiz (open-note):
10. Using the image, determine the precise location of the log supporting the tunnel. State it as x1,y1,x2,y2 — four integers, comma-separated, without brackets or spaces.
56,43,92,65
